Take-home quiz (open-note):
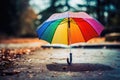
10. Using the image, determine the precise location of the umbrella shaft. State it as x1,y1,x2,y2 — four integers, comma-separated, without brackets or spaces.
68,18,71,53
68,18,71,45
68,18,70,28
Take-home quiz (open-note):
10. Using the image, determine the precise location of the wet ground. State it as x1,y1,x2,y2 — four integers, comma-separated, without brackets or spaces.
0,48,120,80
0,38,120,80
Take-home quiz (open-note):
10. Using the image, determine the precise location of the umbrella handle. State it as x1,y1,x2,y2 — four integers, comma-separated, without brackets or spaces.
67,53,72,65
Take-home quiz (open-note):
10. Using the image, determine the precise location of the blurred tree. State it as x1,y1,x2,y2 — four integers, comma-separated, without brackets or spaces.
107,0,120,27
96,0,120,27
37,0,120,28
20,7,37,37
39,0,73,24
0,0,19,35
39,0,58,23
0,0,120,37
0,0,37,37
96,0,105,24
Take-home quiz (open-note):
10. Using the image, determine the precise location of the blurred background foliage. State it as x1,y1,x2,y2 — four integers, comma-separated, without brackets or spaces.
0,0,120,37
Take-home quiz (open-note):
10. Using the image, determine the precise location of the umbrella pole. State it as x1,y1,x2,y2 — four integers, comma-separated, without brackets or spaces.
67,18,72,65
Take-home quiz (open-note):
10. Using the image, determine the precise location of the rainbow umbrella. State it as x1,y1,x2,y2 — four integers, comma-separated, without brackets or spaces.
36,11,104,65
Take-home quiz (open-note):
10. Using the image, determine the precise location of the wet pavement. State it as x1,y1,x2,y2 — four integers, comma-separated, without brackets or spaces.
0,48,120,80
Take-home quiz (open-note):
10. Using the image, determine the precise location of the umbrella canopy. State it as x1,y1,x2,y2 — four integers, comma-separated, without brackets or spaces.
36,11,104,65
36,12,104,45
